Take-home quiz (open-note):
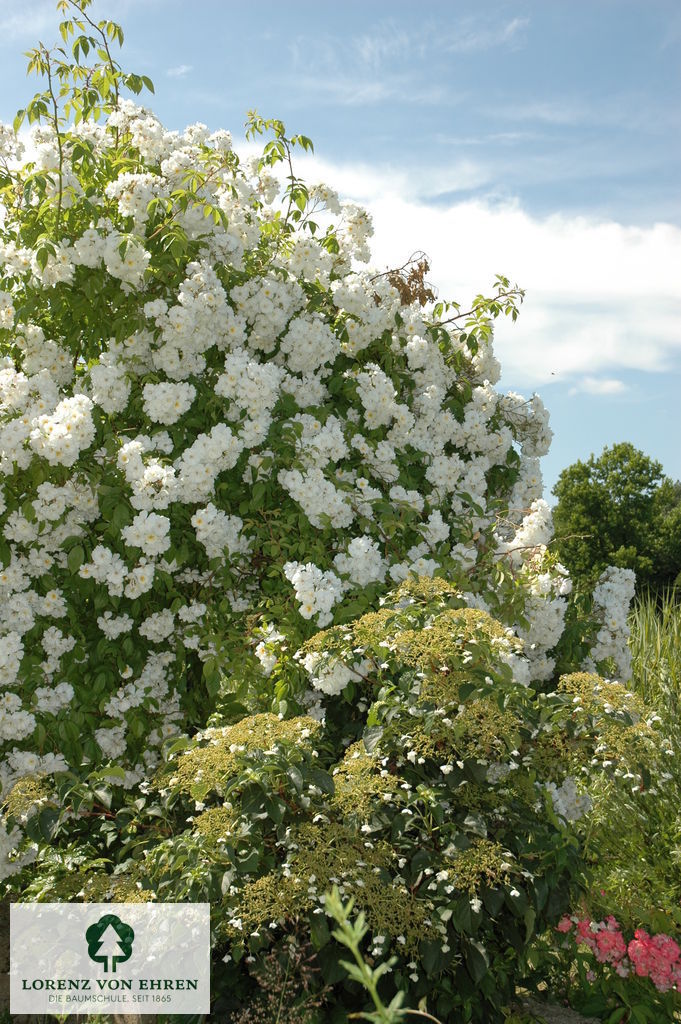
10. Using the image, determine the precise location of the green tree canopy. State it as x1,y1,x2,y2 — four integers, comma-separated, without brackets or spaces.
552,442,681,592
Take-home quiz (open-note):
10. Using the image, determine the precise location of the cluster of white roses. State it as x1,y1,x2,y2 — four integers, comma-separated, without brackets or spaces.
583,566,637,681
0,819,34,882
29,394,96,468
142,381,196,425
284,562,344,627
191,504,250,563
0,87,635,875
299,651,369,697
546,776,593,823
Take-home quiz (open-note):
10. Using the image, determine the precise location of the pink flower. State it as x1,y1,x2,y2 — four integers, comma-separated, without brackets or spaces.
594,927,627,964
559,911,681,994
627,928,681,992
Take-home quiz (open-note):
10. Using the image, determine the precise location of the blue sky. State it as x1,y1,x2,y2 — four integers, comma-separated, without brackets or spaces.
0,0,679,496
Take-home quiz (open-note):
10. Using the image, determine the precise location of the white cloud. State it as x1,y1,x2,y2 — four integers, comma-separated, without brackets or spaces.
166,64,192,78
0,1,57,41
295,154,490,199
290,153,681,388
569,378,628,396
496,100,586,126
291,75,447,108
0,0,160,42
287,14,528,106
352,24,415,69
442,16,529,53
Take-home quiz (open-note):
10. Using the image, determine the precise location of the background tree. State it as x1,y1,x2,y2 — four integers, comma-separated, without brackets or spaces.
552,442,681,592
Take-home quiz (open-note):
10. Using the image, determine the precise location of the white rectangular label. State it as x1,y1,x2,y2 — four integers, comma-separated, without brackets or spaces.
10,902,210,1015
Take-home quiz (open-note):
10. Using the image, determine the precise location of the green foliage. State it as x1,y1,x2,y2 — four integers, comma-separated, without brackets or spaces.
5,578,661,1022
628,591,681,704
323,885,413,1024
156,713,323,802
579,594,681,938
518,595,681,1024
552,442,681,592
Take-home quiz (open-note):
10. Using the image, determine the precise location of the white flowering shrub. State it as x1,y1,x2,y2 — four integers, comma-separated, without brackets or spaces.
0,1,563,793
0,3,646,1020
582,566,636,681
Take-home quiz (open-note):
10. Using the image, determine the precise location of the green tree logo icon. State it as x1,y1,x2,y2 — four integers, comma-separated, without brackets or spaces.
86,914,135,973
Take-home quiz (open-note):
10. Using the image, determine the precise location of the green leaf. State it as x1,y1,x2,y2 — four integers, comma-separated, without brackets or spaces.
482,887,504,917
309,768,335,795
449,896,473,934
362,725,383,753
93,766,126,782
264,795,284,823
318,943,349,985
93,786,112,810
462,812,487,837
309,911,331,950
411,849,431,875
189,780,210,803
420,938,443,975
37,807,60,840
463,938,489,983
67,545,85,572
237,847,261,873
532,876,549,912
575,994,609,1015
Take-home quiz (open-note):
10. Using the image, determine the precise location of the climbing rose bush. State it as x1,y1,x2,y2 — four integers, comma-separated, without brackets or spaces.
0,3,566,800
0,2,648,1020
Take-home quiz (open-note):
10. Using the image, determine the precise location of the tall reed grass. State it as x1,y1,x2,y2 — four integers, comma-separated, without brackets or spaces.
629,590,681,705
577,590,681,937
